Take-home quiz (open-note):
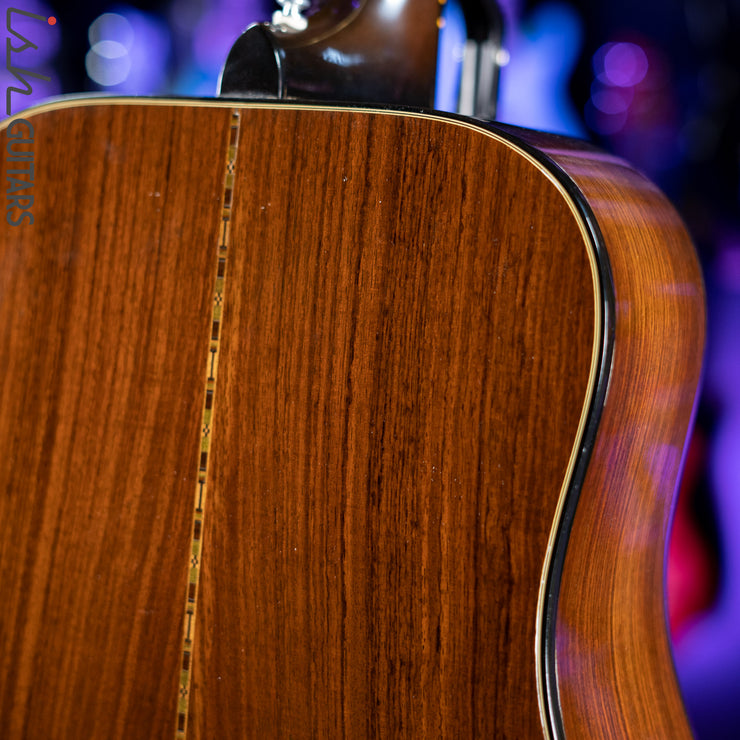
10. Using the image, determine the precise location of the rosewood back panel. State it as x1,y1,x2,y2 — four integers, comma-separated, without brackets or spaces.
0,101,702,738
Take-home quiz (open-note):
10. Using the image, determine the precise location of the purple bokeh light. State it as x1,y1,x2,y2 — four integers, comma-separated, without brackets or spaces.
599,42,649,88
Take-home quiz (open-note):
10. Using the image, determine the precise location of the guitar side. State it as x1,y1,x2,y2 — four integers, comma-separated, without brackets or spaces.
514,127,705,739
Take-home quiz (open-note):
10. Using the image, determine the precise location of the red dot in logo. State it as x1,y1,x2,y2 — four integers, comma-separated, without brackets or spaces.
48,16,57,25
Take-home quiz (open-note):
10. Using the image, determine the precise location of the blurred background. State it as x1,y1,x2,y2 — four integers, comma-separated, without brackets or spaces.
2,0,737,736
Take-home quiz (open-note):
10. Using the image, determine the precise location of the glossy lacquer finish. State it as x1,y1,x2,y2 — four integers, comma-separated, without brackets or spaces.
0,104,233,738
0,101,703,738
513,129,705,738
220,0,440,106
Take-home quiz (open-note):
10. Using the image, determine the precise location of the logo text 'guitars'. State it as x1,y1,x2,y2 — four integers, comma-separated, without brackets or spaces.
6,118,34,225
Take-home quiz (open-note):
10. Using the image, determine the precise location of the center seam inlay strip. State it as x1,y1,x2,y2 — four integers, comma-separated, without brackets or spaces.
175,108,241,739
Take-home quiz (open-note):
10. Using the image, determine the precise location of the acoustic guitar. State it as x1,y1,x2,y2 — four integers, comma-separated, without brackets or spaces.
0,0,705,737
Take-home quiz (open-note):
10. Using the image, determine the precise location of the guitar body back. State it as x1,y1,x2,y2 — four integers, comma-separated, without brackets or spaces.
0,101,703,738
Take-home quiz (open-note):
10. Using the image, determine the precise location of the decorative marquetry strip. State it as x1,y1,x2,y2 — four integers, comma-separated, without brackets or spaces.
175,109,241,739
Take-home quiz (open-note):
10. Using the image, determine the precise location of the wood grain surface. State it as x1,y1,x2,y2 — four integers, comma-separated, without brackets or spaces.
0,100,703,738
513,129,705,738
0,104,234,738
189,108,597,739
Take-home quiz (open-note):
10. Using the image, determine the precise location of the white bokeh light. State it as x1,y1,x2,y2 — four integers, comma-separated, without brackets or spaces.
85,13,133,87
88,13,134,50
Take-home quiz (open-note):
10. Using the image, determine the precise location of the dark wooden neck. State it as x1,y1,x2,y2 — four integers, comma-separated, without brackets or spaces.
219,0,441,107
